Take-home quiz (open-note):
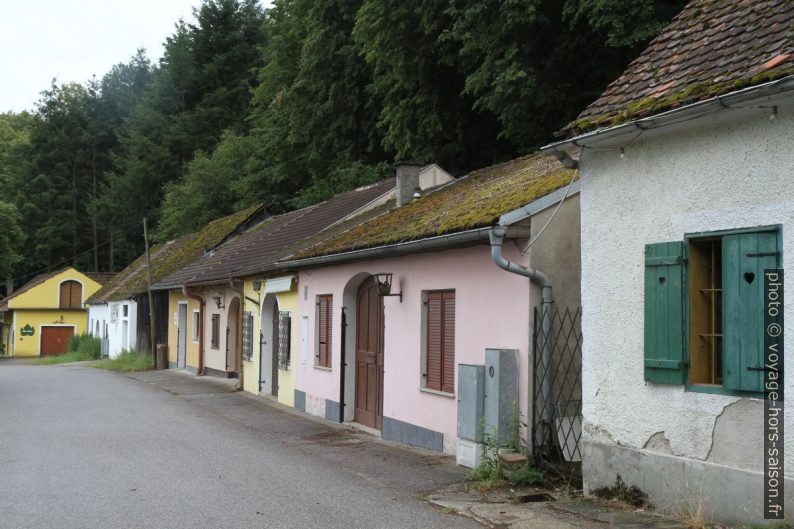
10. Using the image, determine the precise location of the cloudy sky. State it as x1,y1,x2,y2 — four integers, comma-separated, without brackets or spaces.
1,0,268,113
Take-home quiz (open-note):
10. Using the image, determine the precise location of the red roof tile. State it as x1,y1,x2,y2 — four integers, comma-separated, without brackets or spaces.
565,0,794,135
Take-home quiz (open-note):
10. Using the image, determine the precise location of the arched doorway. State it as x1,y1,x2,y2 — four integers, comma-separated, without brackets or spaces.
226,297,240,375
259,294,279,397
355,276,384,429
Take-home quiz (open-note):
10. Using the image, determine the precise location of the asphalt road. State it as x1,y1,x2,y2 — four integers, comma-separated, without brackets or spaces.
0,361,479,529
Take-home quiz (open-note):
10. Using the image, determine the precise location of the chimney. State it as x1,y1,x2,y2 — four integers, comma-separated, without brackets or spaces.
395,161,423,207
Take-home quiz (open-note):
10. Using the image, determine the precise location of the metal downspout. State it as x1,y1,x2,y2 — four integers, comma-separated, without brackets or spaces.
489,225,553,450
183,286,205,375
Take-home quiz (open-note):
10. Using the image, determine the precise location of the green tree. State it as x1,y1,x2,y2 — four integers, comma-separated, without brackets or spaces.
353,0,507,172
0,201,25,295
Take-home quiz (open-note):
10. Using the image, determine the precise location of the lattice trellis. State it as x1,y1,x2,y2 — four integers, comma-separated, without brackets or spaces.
242,311,254,361
277,311,291,370
533,306,583,469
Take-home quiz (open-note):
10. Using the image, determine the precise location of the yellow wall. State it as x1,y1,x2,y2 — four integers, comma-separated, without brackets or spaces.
11,309,88,356
3,268,102,356
167,290,200,371
241,276,297,407
9,268,102,310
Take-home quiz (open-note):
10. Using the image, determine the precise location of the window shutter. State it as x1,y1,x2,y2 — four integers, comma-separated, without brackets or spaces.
317,295,332,367
441,292,455,394
211,314,220,348
722,231,778,392
426,294,443,391
644,242,686,384
70,282,82,308
59,282,71,309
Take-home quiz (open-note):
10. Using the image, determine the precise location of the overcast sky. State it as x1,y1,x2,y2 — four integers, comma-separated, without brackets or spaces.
1,0,268,114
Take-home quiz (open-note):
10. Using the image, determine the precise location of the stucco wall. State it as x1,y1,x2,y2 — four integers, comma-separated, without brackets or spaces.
87,303,108,340
167,291,200,370
202,287,239,373
529,193,581,312
580,109,794,514
106,299,137,358
8,269,101,310
294,244,533,453
240,277,297,406
12,309,88,356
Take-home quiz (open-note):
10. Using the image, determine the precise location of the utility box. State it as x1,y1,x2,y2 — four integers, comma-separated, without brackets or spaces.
484,348,518,444
457,364,485,441
457,364,485,468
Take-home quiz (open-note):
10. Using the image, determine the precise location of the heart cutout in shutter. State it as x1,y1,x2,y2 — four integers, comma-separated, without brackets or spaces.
658,276,666,285
744,272,755,284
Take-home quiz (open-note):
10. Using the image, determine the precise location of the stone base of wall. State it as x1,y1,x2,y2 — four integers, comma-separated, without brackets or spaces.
294,390,306,412
382,416,444,453
324,399,340,422
583,440,794,526
203,367,236,378
167,362,197,375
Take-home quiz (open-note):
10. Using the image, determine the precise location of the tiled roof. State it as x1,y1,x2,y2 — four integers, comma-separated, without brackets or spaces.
0,269,67,309
86,204,264,303
286,153,575,260
565,0,794,135
84,272,116,285
152,178,396,288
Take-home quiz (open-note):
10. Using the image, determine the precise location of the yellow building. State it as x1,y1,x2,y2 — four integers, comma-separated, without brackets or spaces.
0,268,108,356
166,290,201,373
240,276,298,405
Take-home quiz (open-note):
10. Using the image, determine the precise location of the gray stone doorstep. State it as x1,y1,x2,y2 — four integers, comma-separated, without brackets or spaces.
426,484,692,529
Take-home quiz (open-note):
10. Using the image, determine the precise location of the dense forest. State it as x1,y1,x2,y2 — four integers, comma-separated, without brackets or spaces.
0,0,686,293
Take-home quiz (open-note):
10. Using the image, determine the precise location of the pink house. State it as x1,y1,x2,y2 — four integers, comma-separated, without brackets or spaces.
277,154,581,460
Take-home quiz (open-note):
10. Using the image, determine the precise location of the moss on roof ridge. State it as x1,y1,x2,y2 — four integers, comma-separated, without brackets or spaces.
290,152,574,260
89,204,263,302
565,67,794,135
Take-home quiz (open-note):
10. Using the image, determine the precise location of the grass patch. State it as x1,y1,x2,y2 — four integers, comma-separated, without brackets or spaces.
32,350,99,365
32,333,101,365
93,350,154,372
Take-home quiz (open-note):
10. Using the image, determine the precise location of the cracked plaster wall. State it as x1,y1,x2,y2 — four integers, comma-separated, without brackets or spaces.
580,109,794,474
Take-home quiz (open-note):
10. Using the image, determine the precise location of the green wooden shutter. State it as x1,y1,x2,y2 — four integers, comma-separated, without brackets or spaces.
644,242,686,384
722,231,778,392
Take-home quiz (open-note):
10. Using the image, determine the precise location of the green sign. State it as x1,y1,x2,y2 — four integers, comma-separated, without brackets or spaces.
20,324,34,336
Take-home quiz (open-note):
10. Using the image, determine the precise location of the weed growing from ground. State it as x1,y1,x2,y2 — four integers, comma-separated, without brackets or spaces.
93,350,153,372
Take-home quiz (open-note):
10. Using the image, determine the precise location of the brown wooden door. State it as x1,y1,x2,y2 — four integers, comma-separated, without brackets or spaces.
41,326,73,356
355,277,384,429
271,300,279,397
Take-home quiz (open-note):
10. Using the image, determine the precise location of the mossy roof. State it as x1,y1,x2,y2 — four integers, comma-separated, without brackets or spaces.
286,152,575,260
152,178,396,287
86,204,263,303
564,0,794,136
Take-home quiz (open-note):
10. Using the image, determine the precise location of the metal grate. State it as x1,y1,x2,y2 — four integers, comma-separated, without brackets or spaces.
277,311,291,370
533,306,583,472
242,311,254,361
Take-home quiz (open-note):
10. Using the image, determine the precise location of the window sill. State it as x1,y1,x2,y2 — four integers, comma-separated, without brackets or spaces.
420,387,455,399
314,365,332,372
685,384,765,400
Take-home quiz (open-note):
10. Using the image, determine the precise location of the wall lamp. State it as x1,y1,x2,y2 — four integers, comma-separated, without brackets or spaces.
213,292,225,309
374,272,402,302
252,280,262,292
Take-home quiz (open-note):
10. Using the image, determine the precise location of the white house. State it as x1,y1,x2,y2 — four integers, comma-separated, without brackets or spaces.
543,0,793,525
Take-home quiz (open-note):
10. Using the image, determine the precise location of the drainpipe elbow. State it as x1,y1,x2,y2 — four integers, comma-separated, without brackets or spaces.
489,227,552,292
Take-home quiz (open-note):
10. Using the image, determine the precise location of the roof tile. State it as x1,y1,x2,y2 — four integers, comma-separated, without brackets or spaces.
565,0,794,135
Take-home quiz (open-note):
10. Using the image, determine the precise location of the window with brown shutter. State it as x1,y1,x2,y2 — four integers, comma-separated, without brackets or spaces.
211,314,220,349
59,280,83,309
316,295,332,368
424,290,455,393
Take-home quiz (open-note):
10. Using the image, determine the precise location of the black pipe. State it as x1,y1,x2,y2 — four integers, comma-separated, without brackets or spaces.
339,306,347,423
